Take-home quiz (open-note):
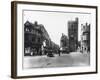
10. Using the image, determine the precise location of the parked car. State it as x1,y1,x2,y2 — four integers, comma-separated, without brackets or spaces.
47,50,54,57
60,47,70,54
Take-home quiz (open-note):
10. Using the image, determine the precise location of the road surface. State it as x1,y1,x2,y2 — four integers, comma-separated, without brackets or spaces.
23,52,90,69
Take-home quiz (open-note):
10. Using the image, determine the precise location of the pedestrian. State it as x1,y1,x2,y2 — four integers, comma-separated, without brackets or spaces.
58,49,60,56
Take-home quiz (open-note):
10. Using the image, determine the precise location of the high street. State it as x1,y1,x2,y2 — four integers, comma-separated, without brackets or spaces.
23,52,90,69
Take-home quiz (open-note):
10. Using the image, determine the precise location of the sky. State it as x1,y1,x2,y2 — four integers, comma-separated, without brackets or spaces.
23,10,91,46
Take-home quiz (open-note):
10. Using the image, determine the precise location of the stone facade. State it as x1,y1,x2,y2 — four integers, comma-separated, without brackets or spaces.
81,23,90,53
60,33,69,53
68,18,78,52
24,21,59,56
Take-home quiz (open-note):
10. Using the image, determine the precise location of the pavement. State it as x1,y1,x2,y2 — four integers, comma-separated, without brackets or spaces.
23,52,90,69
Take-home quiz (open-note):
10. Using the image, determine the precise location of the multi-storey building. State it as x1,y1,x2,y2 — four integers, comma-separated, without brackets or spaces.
68,18,78,52
81,23,90,53
24,21,59,56
60,33,69,53
24,21,50,56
